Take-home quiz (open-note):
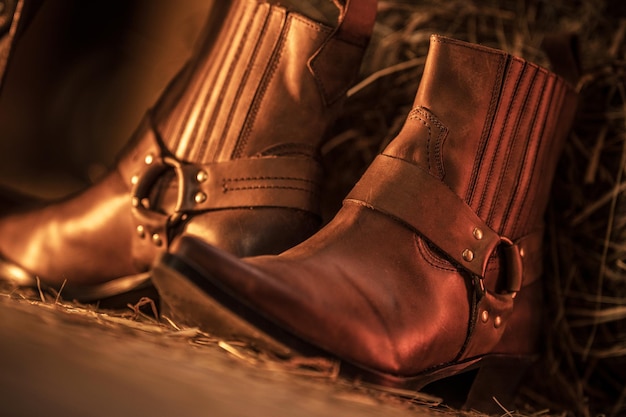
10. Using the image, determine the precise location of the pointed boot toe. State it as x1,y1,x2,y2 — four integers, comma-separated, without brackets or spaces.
0,0,376,304
153,34,579,414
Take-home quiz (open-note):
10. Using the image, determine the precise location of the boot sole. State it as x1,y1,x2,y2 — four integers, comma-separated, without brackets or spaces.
153,252,533,415
0,255,157,307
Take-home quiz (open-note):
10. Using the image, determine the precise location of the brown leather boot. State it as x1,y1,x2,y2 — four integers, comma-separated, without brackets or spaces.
153,35,579,413
0,0,376,302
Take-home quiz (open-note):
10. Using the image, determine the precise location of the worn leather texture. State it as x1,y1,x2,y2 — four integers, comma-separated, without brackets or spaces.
0,0,375,295
159,34,579,381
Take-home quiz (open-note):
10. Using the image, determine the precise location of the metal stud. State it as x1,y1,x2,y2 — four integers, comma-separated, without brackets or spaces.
462,249,474,262
194,191,207,204
494,316,502,328
131,197,140,208
519,247,525,258
136,225,145,239
196,170,208,183
144,153,154,165
472,227,484,240
131,175,139,185
152,233,163,247
141,198,151,210
481,310,489,323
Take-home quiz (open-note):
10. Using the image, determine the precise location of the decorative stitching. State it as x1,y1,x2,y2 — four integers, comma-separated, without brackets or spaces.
222,184,318,194
412,106,448,180
408,110,433,173
224,176,318,184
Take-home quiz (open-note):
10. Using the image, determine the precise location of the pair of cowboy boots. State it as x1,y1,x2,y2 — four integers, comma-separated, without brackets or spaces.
151,27,578,416
0,0,579,414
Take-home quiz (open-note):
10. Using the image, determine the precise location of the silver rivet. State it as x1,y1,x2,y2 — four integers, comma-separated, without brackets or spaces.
141,198,151,209
494,316,502,328
131,197,140,207
511,292,517,299
473,227,484,240
519,247,525,258
462,249,474,262
136,225,145,239
152,234,163,247
194,191,207,204
481,310,489,323
144,153,154,165
196,170,208,183
131,175,139,185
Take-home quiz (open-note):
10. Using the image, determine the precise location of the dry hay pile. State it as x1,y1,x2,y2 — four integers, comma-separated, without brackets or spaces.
321,1,626,416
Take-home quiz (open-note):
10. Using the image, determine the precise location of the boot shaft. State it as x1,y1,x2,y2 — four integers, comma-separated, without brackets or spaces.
385,35,578,239
154,0,375,164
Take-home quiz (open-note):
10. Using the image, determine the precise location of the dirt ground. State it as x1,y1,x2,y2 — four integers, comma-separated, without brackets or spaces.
0,291,468,417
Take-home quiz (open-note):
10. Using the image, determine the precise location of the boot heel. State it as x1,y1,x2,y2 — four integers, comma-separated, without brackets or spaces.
463,355,533,415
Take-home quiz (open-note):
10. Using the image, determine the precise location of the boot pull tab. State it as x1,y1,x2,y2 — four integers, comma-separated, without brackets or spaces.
330,0,378,47
308,0,378,105
541,32,581,88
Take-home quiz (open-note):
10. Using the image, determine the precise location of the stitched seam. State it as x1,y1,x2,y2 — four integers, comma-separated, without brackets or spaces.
193,2,257,161
503,70,544,235
487,62,530,226
432,36,511,58
225,176,318,184
223,185,318,194
202,5,271,162
477,58,518,220
415,106,448,179
408,111,432,173
466,54,507,207
232,11,291,159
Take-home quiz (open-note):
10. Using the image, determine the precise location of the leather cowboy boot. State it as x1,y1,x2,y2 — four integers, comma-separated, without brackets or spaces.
152,35,578,413
0,0,377,302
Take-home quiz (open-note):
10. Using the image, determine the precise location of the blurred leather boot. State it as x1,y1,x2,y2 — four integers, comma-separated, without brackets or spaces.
0,0,376,302
153,35,578,413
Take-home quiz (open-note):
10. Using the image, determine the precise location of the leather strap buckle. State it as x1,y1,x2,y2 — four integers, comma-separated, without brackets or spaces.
130,155,188,246
473,237,523,299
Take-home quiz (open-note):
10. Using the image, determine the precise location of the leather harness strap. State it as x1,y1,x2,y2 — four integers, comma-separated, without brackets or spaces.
345,153,542,291
168,156,322,213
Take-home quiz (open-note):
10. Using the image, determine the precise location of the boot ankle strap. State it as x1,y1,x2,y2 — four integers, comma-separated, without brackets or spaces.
157,156,322,214
345,153,543,294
